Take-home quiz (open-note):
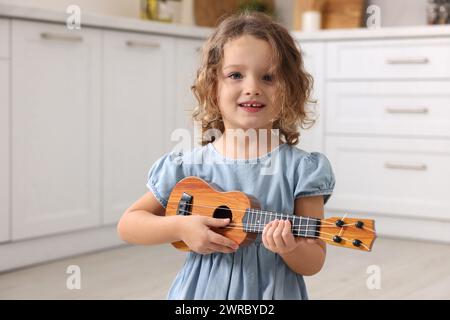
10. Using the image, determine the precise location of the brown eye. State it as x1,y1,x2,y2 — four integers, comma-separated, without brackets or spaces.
263,74,273,82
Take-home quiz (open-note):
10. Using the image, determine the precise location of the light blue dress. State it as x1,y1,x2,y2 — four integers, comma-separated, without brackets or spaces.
146,142,335,300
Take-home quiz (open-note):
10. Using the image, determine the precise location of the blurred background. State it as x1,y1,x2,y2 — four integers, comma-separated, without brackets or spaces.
0,0,443,27
1,0,450,300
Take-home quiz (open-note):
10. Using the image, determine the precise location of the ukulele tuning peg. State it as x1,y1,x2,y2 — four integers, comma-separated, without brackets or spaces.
333,235,343,243
352,239,362,247
355,221,364,228
335,219,345,227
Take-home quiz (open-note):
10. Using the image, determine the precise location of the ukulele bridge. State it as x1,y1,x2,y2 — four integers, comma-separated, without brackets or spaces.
176,192,193,216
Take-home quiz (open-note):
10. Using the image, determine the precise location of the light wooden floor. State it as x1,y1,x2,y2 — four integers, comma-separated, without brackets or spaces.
1,237,450,299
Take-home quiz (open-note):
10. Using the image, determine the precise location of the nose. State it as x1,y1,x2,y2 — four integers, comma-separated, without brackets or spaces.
244,76,261,96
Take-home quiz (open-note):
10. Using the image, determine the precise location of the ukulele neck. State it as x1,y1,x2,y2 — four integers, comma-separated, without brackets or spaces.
242,208,320,238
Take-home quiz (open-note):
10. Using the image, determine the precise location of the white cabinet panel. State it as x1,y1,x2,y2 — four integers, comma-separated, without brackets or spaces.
102,30,174,224
0,19,9,58
297,42,325,153
0,60,9,243
171,38,204,150
11,20,102,240
326,81,450,137
326,38,450,80
326,136,450,221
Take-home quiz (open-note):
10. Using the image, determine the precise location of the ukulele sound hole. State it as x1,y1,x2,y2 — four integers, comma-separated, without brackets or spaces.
213,205,232,221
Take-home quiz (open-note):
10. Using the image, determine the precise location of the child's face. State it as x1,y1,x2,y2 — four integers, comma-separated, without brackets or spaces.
217,35,279,131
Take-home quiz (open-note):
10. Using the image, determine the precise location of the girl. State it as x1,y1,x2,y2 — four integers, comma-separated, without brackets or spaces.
117,11,335,300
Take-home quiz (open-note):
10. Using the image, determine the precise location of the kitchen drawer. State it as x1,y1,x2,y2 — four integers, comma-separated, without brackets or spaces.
326,38,450,80
0,19,9,58
326,82,450,137
325,136,450,221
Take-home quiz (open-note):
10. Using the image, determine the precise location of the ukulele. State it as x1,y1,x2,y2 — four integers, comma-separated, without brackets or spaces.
166,176,376,252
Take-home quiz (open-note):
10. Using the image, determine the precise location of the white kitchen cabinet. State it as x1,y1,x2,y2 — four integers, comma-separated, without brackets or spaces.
326,38,450,80
0,8,214,272
170,38,205,151
0,58,9,243
102,30,175,224
11,20,102,240
296,42,325,153
326,81,450,138
326,136,450,221
323,35,450,241
0,18,9,243
0,18,9,58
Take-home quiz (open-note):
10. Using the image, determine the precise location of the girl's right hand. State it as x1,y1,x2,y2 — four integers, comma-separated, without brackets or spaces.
178,216,239,254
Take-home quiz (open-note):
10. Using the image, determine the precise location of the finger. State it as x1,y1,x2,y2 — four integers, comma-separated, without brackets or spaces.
262,221,272,237
205,217,230,228
272,220,287,248
264,220,277,249
281,220,297,248
262,221,272,236
262,222,271,249
207,230,239,250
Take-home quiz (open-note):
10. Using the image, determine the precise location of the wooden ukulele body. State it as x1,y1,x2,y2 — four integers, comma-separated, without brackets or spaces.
166,176,261,251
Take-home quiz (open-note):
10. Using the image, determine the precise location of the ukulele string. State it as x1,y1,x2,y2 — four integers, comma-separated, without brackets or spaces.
227,223,371,251
225,224,370,251
174,207,374,246
338,213,348,237
171,205,376,233
174,207,332,230
228,222,357,229
173,208,371,251
167,201,335,226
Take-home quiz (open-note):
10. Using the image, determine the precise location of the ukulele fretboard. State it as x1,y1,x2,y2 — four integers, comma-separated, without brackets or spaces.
242,208,320,238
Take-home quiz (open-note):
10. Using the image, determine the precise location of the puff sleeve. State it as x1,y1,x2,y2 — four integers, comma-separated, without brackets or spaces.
294,152,336,204
146,151,185,208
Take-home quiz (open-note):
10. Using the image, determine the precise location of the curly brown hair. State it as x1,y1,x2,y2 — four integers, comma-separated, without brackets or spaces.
191,11,315,146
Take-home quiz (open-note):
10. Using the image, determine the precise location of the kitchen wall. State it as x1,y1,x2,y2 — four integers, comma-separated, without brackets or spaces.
0,0,429,29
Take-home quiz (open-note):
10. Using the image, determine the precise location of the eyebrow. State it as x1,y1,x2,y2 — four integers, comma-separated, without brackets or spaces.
223,64,245,70
223,64,272,73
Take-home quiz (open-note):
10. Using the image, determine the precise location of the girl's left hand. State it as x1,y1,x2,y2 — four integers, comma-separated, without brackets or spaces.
262,219,318,254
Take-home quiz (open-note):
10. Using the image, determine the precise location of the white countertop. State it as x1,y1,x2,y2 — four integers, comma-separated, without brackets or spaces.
293,24,450,41
1,3,450,41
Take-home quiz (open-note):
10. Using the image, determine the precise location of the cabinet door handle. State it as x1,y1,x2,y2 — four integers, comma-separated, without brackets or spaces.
385,107,429,114
125,40,160,48
40,32,83,42
385,57,429,64
384,162,427,171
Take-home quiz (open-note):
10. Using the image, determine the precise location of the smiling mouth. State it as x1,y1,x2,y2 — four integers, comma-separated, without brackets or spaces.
238,103,266,108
